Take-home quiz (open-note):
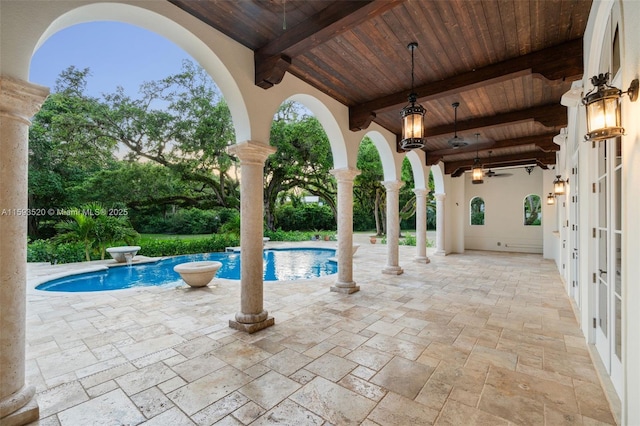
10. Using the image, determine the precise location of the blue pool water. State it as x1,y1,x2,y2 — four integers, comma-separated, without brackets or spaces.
36,248,337,292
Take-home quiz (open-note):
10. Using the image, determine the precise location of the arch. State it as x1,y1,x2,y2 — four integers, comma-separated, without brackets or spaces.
470,196,485,226
30,2,252,142
364,130,398,181
286,93,348,169
406,150,426,189
431,162,445,194
524,194,542,226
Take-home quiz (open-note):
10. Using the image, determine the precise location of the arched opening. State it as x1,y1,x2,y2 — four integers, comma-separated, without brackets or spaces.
524,194,542,226
470,196,485,226
264,100,335,234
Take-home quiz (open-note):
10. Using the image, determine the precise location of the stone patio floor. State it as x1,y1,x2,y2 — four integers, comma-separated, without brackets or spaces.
24,239,617,425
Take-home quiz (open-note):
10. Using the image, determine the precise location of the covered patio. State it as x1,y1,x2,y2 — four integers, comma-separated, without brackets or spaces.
25,241,615,425
5,0,640,424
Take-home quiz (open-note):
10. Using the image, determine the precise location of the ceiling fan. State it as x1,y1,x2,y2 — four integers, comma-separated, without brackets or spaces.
485,169,512,178
483,151,512,177
447,102,468,148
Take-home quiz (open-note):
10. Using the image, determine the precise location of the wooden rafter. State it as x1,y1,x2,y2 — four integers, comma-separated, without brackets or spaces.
446,152,557,176
349,39,582,131
425,133,559,165
255,0,404,88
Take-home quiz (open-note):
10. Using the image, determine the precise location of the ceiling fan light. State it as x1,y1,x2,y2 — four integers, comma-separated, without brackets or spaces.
448,101,468,148
448,135,468,148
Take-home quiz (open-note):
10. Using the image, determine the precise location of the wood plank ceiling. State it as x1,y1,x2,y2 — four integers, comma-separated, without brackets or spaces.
168,0,592,176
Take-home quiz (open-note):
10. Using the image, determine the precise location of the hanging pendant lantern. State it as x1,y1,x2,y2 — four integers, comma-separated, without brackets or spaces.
471,134,483,184
400,42,425,150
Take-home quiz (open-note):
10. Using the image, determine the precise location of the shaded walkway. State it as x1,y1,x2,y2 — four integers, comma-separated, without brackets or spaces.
25,244,615,425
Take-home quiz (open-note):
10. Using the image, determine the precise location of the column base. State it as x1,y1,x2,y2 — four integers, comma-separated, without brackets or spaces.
414,256,431,264
434,250,446,256
330,282,360,294
382,266,403,275
229,316,274,334
0,392,38,426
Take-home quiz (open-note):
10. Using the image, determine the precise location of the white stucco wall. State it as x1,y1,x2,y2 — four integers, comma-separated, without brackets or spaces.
618,1,640,422
463,167,544,253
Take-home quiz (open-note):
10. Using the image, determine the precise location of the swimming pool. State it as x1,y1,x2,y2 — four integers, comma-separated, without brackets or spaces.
36,248,337,292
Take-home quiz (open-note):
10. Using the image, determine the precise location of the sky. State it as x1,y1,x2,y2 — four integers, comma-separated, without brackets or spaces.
30,21,194,97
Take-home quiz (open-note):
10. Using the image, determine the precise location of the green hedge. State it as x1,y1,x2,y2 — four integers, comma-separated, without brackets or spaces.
28,240,93,264
28,234,240,264
138,234,239,257
264,229,335,242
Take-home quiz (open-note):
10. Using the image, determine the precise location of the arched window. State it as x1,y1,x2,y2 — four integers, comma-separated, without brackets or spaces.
470,197,485,225
524,194,542,226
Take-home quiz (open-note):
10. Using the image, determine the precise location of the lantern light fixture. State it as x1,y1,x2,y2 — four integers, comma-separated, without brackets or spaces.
546,193,556,205
553,175,566,196
471,134,483,184
582,72,639,142
400,42,426,150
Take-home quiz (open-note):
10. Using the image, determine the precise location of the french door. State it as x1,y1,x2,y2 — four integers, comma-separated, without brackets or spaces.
594,136,622,395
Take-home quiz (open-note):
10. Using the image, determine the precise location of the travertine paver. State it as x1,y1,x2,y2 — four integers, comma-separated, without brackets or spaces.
25,240,617,425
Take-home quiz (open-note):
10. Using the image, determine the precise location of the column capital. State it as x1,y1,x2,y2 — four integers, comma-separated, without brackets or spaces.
0,76,49,125
435,192,446,201
382,180,404,192
330,167,360,182
227,140,276,165
413,188,429,197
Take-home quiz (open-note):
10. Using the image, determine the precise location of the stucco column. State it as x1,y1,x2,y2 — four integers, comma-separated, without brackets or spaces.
382,180,404,275
330,168,360,294
435,193,446,255
413,188,430,263
227,140,276,334
0,77,49,426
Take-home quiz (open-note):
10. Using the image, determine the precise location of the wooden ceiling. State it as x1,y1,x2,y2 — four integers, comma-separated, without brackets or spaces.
168,0,592,175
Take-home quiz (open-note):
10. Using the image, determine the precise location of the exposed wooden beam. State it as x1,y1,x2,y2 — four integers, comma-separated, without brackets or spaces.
425,133,559,164
446,152,556,176
425,104,567,137
349,39,582,130
256,0,404,89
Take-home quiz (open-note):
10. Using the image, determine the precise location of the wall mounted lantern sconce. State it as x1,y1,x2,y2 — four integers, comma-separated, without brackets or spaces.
546,193,556,205
471,134,483,184
583,72,639,141
400,42,426,150
553,175,566,196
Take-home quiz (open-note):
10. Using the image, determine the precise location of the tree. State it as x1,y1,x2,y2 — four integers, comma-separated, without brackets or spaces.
524,194,541,225
264,102,336,231
354,138,385,235
94,60,238,208
28,67,118,238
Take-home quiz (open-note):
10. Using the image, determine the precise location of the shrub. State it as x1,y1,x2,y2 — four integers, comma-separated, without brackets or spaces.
27,239,89,264
137,234,239,257
274,203,335,231
400,234,417,246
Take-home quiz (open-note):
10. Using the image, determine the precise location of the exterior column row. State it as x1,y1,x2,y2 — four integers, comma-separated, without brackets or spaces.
0,76,49,426
227,140,276,334
435,193,446,255
330,168,360,294
382,180,403,275
413,188,430,263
